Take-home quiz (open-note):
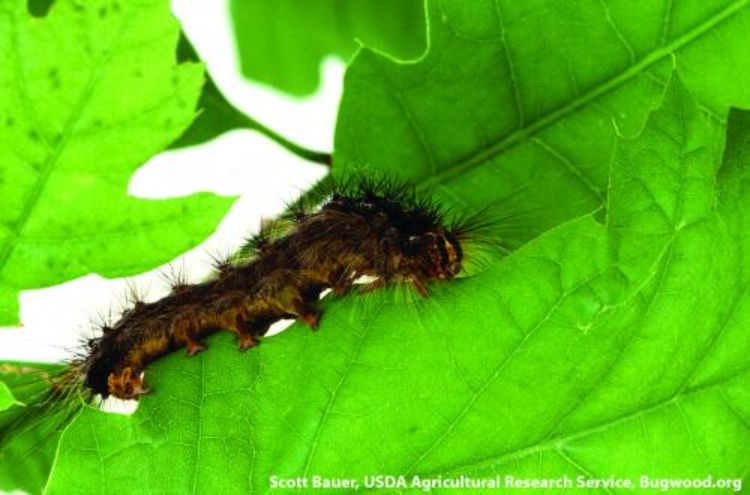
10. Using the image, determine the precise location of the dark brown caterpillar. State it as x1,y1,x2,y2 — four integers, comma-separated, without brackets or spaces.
22,177,502,406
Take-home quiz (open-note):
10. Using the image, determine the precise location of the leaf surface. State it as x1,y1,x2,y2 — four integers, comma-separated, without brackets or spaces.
0,363,69,494
335,0,750,242
42,75,750,494
5,0,750,492
229,0,426,95
0,383,14,411
0,0,235,324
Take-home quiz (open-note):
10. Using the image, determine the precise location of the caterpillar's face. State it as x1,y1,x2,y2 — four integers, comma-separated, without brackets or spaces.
106,367,150,400
402,229,463,280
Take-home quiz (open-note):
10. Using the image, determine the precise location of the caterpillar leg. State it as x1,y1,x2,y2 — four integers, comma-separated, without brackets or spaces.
236,319,259,352
234,314,283,351
292,298,321,330
107,367,151,400
171,310,206,357
185,338,206,356
329,267,352,296
237,332,259,351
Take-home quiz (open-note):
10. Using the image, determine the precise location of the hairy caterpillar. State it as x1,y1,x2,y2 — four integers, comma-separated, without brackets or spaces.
6,177,504,410
93,178,469,400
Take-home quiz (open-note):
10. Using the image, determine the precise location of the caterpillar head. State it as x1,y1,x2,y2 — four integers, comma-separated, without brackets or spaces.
106,367,150,400
399,228,463,281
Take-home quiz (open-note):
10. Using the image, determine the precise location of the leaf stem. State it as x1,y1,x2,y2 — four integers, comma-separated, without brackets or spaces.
242,112,332,166
173,34,332,166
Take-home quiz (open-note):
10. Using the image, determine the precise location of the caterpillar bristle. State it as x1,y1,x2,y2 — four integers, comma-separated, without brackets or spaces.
159,262,190,293
89,311,115,339
244,217,295,257
206,248,237,273
123,279,147,306
243,235,266,255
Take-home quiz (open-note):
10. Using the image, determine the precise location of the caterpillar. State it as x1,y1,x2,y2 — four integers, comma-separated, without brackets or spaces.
5,177,504,409
94,178,470,400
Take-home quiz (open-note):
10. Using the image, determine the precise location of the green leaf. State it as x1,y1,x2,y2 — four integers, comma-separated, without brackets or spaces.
0,0,235,325
0,413,63,495
718,109,750,281
229,0,426,96
0,382,14,411
335,0,750,242
41,75,750,493
0,363,70,494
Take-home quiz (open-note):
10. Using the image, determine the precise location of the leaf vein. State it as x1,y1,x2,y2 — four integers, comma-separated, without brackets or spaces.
0,6,134,279
421,0,748,189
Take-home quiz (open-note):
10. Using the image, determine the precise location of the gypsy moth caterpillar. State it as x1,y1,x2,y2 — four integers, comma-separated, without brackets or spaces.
5,177,509,409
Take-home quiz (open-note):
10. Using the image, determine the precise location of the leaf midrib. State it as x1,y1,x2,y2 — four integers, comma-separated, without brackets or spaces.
420,0,748,189
0,6,134,280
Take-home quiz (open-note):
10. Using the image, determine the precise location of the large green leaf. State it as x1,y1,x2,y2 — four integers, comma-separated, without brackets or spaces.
230,0,426,96
40,76,750,493
0,0,235,324
335,0,750,240
5,0,750,492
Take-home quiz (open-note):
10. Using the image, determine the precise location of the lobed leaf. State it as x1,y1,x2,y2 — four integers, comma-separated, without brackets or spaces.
335,0,750,242
0,0,235,325
5,0,750,492
42,75,750,493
